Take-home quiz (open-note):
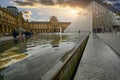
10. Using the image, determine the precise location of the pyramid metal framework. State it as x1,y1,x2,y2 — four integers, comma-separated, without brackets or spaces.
65,1,119,32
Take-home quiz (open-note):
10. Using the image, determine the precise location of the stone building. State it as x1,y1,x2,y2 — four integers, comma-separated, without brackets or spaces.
0,5,71,35
29,16,71,33
0,6,29,35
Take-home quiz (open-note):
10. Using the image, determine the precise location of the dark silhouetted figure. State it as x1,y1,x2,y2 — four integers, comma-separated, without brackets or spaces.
12,28,18,39
78,30,81,34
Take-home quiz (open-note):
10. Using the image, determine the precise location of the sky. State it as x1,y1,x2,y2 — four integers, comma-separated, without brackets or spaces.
0,0,120,22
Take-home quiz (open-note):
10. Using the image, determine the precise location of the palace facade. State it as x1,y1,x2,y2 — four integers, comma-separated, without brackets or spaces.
0,6,71,35
30,16,71,33
0,6,29,35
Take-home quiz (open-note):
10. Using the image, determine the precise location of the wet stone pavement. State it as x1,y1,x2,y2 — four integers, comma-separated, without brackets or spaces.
74,33,120,80
0,36,13,43
97,32,120,55
0,33,88,80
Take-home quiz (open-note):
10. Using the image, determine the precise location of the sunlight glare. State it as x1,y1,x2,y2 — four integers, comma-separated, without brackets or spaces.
69,9,80,15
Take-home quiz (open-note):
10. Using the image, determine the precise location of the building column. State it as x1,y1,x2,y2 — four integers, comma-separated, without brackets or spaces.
9,26,12,33
0,24,2,33
6,26,9,33
2,25,5,33
8,26,10,33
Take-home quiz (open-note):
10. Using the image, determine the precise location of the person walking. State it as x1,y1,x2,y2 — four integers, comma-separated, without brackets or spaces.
12,28,19,39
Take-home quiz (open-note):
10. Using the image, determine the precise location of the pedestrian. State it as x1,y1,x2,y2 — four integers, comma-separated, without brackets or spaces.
18,32,24,41
78,30,80,34
12,28,19,39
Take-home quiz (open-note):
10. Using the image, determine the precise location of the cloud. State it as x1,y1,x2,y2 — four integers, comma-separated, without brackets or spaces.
30,6,82,22
11,0,92,8
30,17,49,22
23,10,32,14
38,12,44,15
102,0,120,11
10,0,120,12
12,0,56,8
13,1,34,6
53,0,58,4
103,0,120,5
103,0,113,6
22,10,32,20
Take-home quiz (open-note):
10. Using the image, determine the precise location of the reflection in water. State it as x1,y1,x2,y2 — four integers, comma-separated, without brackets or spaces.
0,39,27,69
18,40,27,53
0,32,87,80
51,34,60,47
0,33,69,70
0,41,15,53
0,37,27,69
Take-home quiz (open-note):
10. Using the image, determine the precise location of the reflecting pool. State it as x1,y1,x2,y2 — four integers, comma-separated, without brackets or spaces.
0,33,69,69
0,33,88,80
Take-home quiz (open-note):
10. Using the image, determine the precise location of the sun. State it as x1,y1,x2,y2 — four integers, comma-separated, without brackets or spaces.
70,9,79,15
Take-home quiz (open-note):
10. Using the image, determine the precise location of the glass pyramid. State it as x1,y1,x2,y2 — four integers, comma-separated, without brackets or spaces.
64,1,119,33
